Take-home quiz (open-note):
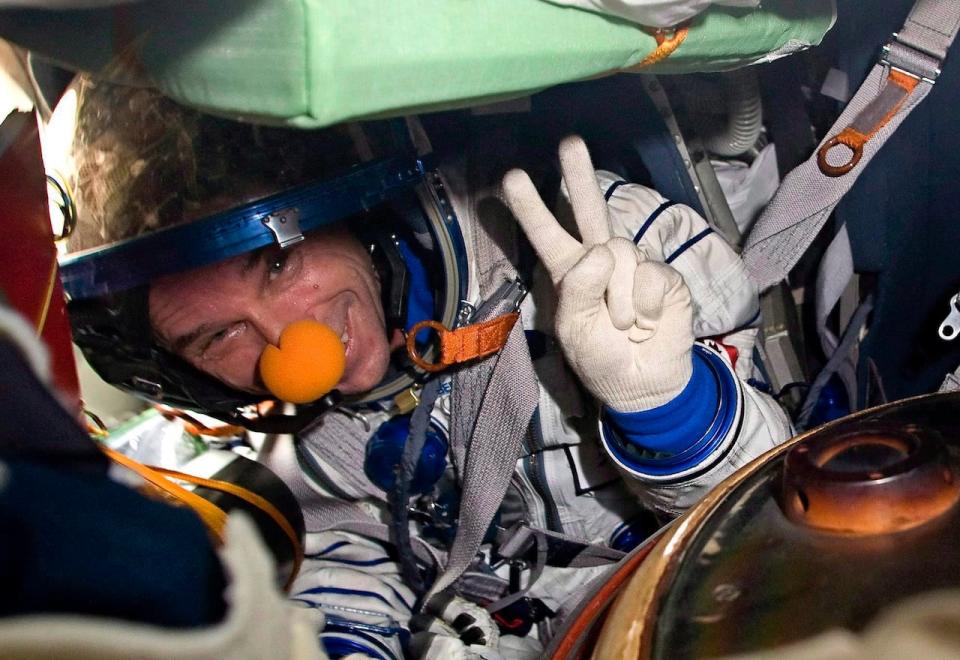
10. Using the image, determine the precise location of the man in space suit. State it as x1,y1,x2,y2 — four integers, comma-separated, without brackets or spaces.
61,76,792,658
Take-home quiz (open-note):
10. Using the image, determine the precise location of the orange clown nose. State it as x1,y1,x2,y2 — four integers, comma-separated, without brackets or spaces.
259,319,346,403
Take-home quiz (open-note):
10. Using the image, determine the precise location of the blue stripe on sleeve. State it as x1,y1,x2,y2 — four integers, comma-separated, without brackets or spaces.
309,540,350,558
321,634,392,660
665,227,713,264
324,614,406,639
295,586,399,611
633,200,677,244
311,556,394,568
604,180,627,201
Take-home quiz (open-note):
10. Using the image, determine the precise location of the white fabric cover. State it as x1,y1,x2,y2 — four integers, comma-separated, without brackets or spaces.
544,0,759,28
713,143,780,237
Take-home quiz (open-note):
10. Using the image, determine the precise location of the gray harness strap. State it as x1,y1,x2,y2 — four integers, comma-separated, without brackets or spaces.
742,0,960,291
796,225,864,424
899,0,960,61
797,295,875,428
483,523,626,613
456,570,511,603
486,526,550,613
427,299,539,601
496,524,626,569
423,150,542,601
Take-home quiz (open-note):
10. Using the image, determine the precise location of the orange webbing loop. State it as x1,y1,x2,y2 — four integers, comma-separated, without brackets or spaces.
634,24,690,69
406,312,520,373
817,68,921,177
100,446,229,543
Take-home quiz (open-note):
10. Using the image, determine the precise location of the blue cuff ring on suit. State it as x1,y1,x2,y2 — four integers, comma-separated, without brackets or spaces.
600,344,739,477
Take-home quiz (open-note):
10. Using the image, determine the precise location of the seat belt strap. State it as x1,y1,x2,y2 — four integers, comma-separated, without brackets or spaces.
797,295,874,428
483,523,626,614
898,0,960,61
425,292,539,602
799,225,862,421
939,363,960,392
742,0,960,291
496,523,626,569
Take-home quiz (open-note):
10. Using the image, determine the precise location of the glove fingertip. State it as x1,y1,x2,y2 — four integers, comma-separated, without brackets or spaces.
558,134,591,163
501,168,535,204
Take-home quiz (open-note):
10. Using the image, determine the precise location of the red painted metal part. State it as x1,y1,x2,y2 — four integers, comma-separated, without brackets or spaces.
0,112,80,410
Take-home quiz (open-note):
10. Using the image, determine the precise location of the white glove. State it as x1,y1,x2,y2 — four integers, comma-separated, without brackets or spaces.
409,633,503,660
410,595,501,660
502,135,695,412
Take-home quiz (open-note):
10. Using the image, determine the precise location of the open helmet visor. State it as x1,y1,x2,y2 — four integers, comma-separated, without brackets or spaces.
59,118,468,431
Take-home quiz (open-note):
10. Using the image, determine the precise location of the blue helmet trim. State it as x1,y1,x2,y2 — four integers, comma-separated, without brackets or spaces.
600,344,739,478
59,155,426,300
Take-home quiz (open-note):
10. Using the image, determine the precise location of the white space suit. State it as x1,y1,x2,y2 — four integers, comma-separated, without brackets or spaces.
265,156,793,659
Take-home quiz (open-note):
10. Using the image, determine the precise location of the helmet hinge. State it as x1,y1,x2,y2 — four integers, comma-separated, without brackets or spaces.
261,208,304,249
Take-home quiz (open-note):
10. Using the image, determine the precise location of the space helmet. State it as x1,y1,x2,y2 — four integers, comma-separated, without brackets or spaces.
54,75,469,432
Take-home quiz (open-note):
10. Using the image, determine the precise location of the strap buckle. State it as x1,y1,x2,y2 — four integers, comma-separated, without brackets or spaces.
817,34,934,178
880,32,942,84
406,278,528,372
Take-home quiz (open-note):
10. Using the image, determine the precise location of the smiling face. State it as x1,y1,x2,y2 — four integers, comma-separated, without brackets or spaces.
149,228,400,397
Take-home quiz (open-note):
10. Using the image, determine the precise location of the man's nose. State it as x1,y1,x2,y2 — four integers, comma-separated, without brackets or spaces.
249,308,291,347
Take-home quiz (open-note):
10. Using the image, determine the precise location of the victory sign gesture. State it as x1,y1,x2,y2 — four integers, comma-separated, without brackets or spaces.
502,136,694,412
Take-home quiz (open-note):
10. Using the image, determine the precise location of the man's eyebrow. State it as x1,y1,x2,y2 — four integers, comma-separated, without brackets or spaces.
241,248,263,275
171,323,214,354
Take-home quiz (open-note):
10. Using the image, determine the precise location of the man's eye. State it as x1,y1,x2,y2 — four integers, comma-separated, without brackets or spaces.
267,250,288,280
202,323,243,353
200,330,227,353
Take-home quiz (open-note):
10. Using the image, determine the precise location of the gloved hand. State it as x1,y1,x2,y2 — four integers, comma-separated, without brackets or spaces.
409,595,502,659
502,135,695,412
